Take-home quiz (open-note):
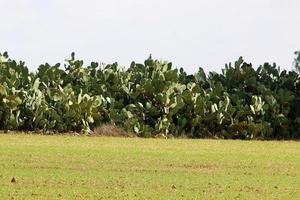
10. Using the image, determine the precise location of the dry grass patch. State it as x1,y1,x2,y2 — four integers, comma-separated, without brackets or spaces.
92,124,136,137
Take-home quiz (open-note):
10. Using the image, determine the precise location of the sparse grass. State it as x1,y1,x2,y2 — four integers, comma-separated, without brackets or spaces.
0,134,300,199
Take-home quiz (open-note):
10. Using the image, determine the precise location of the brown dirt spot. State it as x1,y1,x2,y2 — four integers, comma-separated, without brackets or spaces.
11,177,16,183
92,124,136,137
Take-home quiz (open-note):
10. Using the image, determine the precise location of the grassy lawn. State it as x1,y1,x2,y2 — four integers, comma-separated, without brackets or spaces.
0,134,299,199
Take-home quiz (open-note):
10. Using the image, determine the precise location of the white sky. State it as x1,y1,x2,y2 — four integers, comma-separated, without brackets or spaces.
1,0,300,74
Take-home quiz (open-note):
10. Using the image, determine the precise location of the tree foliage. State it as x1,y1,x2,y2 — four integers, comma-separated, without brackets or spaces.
294,51,300,73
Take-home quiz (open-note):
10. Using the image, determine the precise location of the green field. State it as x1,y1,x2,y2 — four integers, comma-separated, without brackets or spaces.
0,134,299,199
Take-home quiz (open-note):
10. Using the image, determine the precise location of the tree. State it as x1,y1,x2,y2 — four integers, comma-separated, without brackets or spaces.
293,51,300,72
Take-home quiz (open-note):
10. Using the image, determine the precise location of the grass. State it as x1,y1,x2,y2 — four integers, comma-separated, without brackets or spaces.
0,134,300,199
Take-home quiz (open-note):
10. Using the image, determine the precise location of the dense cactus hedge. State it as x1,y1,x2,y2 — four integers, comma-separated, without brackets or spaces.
1,52,300,139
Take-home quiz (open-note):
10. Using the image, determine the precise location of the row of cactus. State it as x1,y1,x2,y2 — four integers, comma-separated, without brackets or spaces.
1,52,300,139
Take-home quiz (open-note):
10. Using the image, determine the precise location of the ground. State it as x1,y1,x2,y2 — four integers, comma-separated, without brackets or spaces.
0,134,299,199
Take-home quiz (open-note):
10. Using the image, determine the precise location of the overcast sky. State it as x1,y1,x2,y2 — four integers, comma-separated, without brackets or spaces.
1,0,300,74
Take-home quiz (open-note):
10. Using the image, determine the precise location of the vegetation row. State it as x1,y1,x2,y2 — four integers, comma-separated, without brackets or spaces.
1,52,300,139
